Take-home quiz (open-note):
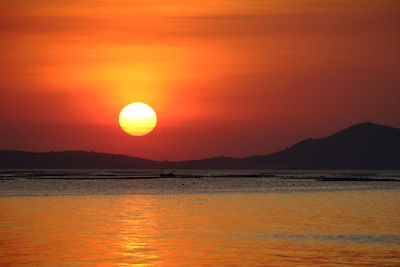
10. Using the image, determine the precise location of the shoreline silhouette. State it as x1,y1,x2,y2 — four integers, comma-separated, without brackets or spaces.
1,122,399,169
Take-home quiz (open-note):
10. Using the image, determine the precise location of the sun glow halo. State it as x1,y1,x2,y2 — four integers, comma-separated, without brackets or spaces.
119,102,157,136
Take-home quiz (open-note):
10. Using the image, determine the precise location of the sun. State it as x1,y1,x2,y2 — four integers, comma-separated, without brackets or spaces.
119,102,157,136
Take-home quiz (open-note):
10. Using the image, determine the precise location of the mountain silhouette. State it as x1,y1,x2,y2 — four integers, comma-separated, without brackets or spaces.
243,122,400,169
1,122,399,169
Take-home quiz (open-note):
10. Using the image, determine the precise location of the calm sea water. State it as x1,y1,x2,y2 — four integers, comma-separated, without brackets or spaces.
0,170,399,266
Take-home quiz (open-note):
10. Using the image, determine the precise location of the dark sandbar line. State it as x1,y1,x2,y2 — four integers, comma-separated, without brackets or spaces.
317,177,399,182
1,175,399,181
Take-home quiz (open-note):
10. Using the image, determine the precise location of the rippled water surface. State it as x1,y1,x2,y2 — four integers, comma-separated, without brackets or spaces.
0,170,399,266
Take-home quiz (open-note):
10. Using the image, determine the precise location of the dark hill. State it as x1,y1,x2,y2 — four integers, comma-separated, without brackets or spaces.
0,151,163,169
244,122,400,169
0,122,399,169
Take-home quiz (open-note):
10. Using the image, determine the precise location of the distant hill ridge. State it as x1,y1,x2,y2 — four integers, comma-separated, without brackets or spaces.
1,122,399,169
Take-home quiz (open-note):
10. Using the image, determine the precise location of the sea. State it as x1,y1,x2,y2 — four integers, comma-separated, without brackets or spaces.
0,169,399,266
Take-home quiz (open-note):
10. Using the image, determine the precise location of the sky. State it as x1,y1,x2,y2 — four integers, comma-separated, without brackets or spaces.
0,0,399,160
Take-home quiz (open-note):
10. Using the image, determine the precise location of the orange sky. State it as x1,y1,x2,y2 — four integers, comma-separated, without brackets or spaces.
0,0,399,160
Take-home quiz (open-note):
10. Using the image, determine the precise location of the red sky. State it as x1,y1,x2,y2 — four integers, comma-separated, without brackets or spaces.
1,0,399,160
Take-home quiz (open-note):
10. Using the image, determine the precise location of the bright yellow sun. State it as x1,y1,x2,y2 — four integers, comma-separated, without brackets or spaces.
119,102,157,136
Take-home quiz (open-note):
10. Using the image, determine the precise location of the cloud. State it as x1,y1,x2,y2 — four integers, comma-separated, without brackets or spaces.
1,0,399,45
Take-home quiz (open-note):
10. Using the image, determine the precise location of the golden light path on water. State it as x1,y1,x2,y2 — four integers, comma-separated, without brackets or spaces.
0,190,399,265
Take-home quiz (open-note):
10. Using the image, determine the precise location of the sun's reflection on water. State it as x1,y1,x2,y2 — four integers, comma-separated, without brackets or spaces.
113,196,163,265
0,191,399,266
